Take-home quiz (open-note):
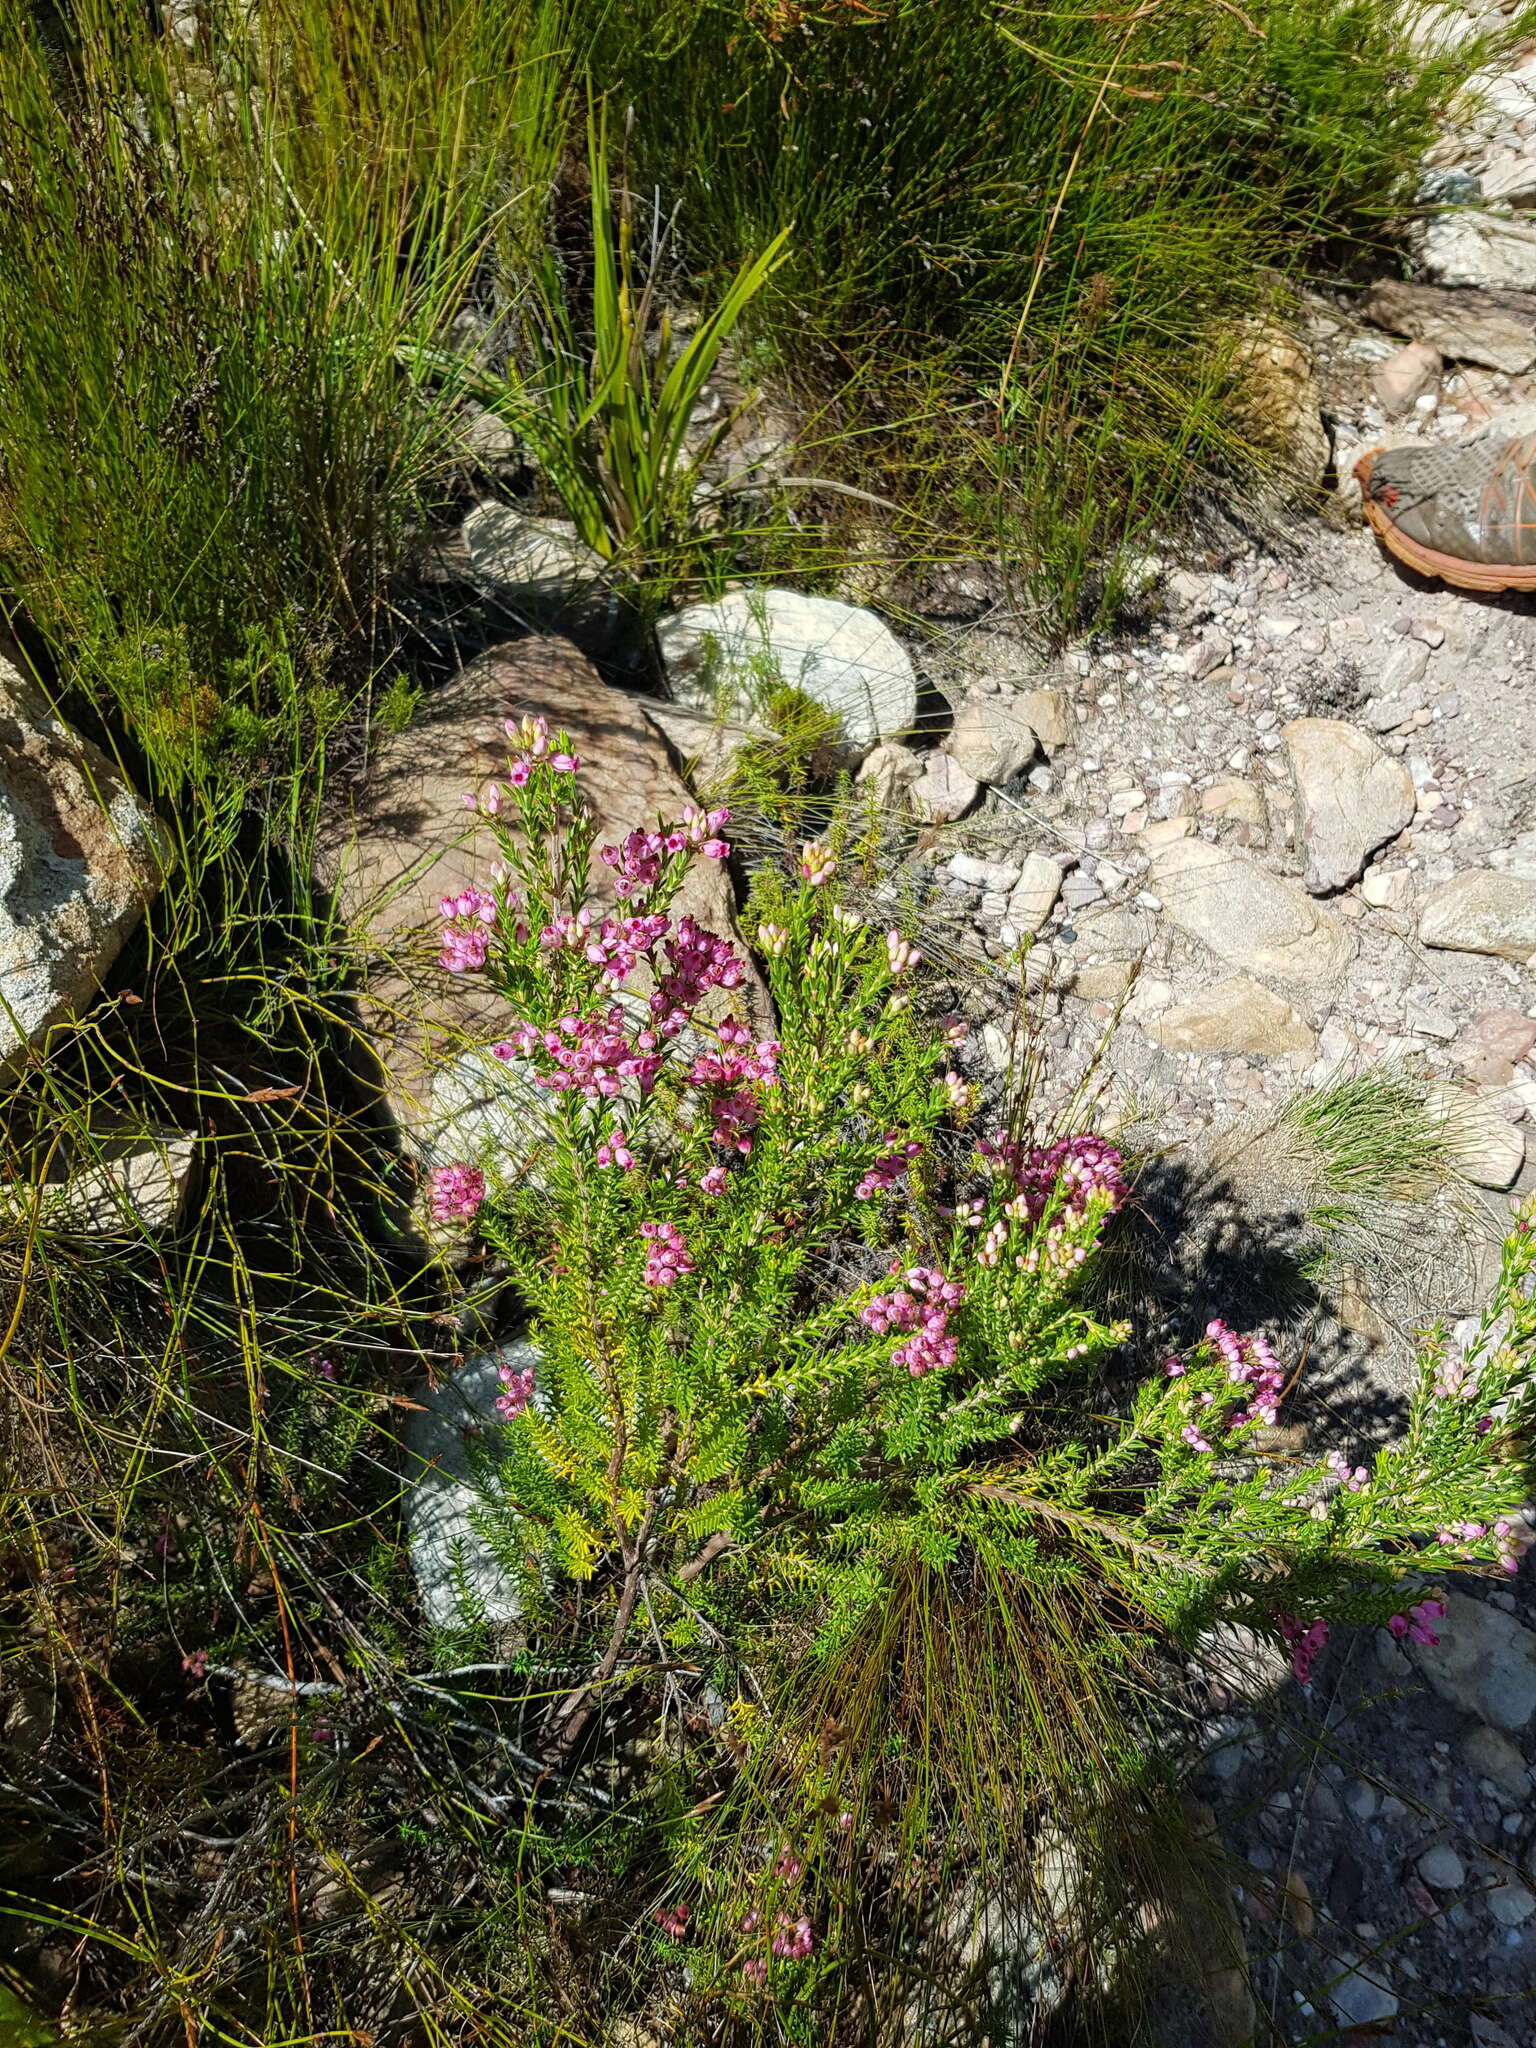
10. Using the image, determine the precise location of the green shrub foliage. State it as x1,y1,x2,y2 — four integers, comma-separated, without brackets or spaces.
438,732,1536,1786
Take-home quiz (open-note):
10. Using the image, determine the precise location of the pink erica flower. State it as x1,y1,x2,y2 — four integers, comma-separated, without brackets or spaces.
437,886,498,973
1388,1596,1446,1646
428,1163,485,1224
855,1138,921,1201
1276,1612,1329,1685
493,1358,536,1420
640,1220,694,1287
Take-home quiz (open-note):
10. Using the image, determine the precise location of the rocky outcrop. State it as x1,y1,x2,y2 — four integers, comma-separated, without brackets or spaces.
907,751,979,823
402,1338,536,1630
461,504,615,646
944,693,1039,786
8,1124,196,1235
1144,976,1316,1058
0,656,171,1066
1408,1591,1536,1732
1360,278,1536,374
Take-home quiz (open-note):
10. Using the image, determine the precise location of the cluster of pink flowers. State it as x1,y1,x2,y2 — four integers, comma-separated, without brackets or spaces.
1430,1514,1534,1574
428,1162,485,1224
1433,1350,1478,1401
640,1220,693,1287
799,840,836,886
595,1126,635,1170
943,1071,975,1112
653,916,747,1032
182,1649,209,1678
600,810,731,902
740,1906,815,1977
1495,1517,1534,1575
979,1131,1128,1225
861,1267,965,1376
1169,1321,1288,1455
886,930,921,976
1388,1596,1446,1645
496,1009,665,1099
544,909,673,985
855,1136,922,1202
601,829,669,899
1276,1611,1329,1685
494,1356,537,1420
539,905,593,953
1204,1319,1286,1429
595,911,673,981
680,803,732,855
1325,1449,1370,1493
771,1914,814,1960
687,1019,781,1153
502,713,579,782
655,1906,690,1939
438,885,499,972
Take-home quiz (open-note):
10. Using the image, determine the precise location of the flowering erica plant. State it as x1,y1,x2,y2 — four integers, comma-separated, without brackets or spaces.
427,717,1536,1983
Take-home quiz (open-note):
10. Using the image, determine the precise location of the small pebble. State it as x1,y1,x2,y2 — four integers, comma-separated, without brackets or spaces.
1417,1844,1465,1891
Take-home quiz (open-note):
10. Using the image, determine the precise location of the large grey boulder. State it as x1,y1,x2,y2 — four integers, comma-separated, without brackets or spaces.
0,657,171,1065
1144,975,1316,1058
656,589,916,752
1417,210,1536,291
4,1123,196,1236
1360,278,1536,374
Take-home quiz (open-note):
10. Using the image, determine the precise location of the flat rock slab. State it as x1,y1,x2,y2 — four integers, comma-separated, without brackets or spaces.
402,1339,536,1629
1144,975,1316,1057
0,656,171,1065
1419,870,1536,961
1416,209,1536,292
1408,1590,1536,1732
908,751,979,823
1149,837,1352,987
461,505,615,646
857,741,924,806
1428,1081,1527,1188
1360,278,1536,373
1002,853,1065,940
320,637,760,1179
656,589,917,752
944,693,1039,786
1283,717,1414,894
7,1125,196,1235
